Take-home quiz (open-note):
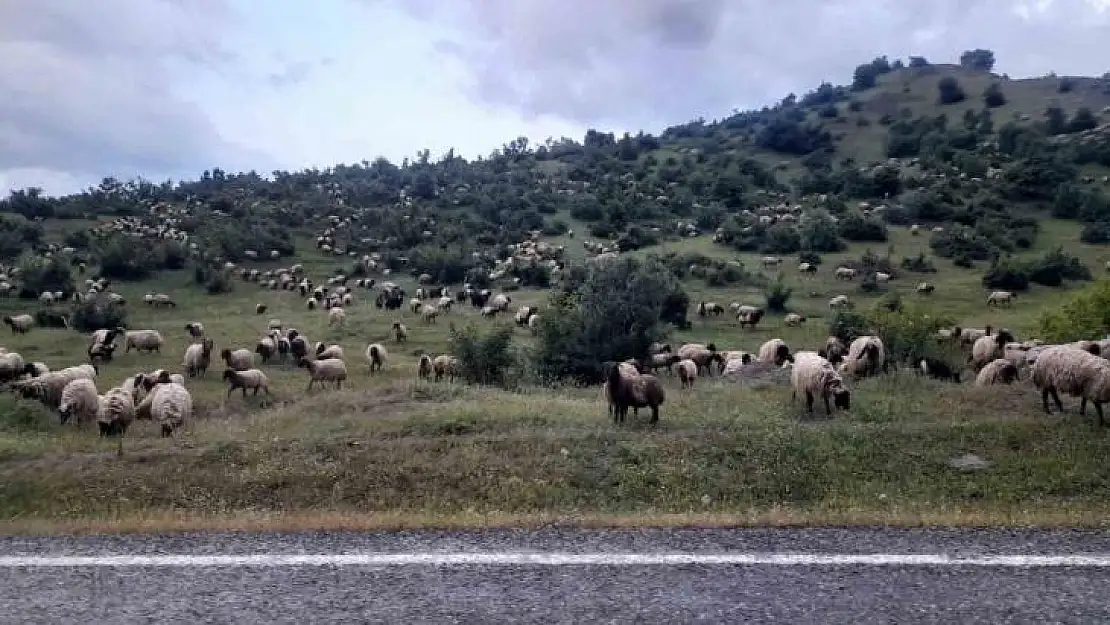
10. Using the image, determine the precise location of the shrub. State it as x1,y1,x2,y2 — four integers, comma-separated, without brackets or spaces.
69,296,128,333
17,258,75,299
1037,278,1110,342
983,83,1006,107
938,76,966,104
828,310,870,344
1027,247,1091,286
1081,221,1110,244
763,277,793,313
838,213,888,242
449,323,518,388
798,251,822,266
981,257,1030,291
867,304,955,366
206,271,234,294
900,252,937,273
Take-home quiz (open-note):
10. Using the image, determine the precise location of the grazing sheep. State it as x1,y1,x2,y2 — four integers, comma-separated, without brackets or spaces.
676,359,698,388
528,313,541,334
124,329,164,354
1031,346,1110,424
255,336,277,363
677,343,724,375
420,305,438,324
828,295,851,310
365,343,387,374
697,301,725,317
648,351,680,375
490,293,511,311
16,365,98,409
919,356,960,383
143,382,192,437
392,321,408,343
790,351,851,415
256,303,267,315
315,342,344,360
417,354,433,380
220,347,254,371
96,386,136,454
289,335,310,362
433,355,458,382
839,336,886,377
721,352,755,376
306,298,317,310
916,282,935,294
183,338,215,377
298,357,348,390
987,290,1016,307
834,267,856,280
0,351,27,384
3,314,34,334
514,306,536,326
151,293,176,308
784,312,806,327
819,336,847,365
89,327,125,348
758,339,793,366
58,378,99,425
605,362,665,424
975,359,1020,387
184,322,205,340
328,307,346,327
737,307,765,329
970,330,1016,372
222,368,270,397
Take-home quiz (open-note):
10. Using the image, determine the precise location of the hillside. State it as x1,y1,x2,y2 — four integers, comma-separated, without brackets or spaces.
4,51,1110,533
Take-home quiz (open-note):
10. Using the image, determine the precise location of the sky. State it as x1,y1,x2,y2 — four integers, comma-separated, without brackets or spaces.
2,0,1109,197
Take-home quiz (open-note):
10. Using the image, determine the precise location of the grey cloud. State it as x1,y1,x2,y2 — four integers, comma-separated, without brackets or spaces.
0,0,259,192
394,0,1110,129
267,57,337,88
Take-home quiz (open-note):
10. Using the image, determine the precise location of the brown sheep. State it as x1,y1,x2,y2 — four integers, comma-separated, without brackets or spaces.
606,362,665,425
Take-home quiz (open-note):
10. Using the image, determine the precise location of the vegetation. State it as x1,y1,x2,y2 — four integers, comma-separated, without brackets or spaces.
2,48,1110,533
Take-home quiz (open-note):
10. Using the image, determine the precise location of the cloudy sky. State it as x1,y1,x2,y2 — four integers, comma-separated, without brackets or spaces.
2,0,1108,196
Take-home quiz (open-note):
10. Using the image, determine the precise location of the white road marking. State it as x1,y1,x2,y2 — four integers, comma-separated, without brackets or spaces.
2,552,1110,568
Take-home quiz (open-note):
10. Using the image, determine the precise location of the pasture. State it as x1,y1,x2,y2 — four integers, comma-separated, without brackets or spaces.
2,219,1110,535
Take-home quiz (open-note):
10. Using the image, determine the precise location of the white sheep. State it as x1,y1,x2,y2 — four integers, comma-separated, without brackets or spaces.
790,351,851,414
147,382,192,437
392,321,408,343
299,357,348,390
1031,345,1110,424
183,338,215,377
3,314,34,334
839,336,886,377
974,359,1020,387
676,343,723,375
221,348,254,371
328,307,346,327
420,305,438,324
315,342,344,360
222,368,270,397
124,330,164,354
58,378,100,425
0,351,27,383
96,386,136,454
433,355,458,382
758,339,792,366
834,267,856,280
970,330,1015,372
676,359,698,388
828,295,851,310
987,290,1015,307
16,364,98,409
365,343,387,374
784,312,806,327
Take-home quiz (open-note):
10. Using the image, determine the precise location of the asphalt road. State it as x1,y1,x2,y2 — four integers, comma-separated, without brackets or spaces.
2,527,1110,623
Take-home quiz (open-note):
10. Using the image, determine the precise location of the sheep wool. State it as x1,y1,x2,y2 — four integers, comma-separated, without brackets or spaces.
97,387,136,438
839,336,886,377
974,359,1020,387
758,339,792,366
222,369,270,397
124,329,165,354
433,355,458,382
365,343,387,374
183,339,215,377
677,343,722,375
58,378,100,425
790,351,851,414
1031,345,1110,424
605,363,665,424
221,348,254,371
328,307,346,326
676,359,698,388
315,343,344,360
149,383,193,437
3,314,34,334
300,357,348,390
970,330,1016,372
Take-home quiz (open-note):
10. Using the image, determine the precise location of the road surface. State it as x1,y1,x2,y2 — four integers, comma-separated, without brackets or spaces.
2,527,1110,623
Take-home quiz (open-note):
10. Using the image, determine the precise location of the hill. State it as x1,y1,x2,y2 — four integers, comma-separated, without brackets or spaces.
4,50,1110,534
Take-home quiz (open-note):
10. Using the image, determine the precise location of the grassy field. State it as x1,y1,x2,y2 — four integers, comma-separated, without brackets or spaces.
2,213,1110,535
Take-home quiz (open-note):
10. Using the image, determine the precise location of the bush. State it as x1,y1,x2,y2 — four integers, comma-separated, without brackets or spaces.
938,76,966,104
866,304,955,365
983,83,1006,107
69,297,128,333
981,257,1030,291
17,258,75,299
206,271,234,294
533,257,686,382
1037,278,1110,342
838,213,887,242
828,310,870,344
900,252,937,273
449,323,518,388
1028,247,1091,286
763,277,793,313
1081,221,1110,244
798,251,822,266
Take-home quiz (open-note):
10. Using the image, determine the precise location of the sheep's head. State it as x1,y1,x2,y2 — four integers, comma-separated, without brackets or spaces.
832,387,852,410
201,338,214,355
1000,363,1019,384
221,369,237,382
995,329,1016,347
775,344,793,366
220,348,232,360
296,357,311,369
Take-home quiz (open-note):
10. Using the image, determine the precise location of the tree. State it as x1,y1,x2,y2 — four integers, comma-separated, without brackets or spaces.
983,83,1006,107
1067,107,1098,133
852,64,879,90
937,76,966,104
1044,106,1067,135
959,49,996,72
908,56,929,68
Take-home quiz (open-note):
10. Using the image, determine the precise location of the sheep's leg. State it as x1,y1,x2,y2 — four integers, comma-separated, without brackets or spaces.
805,391,815,414
227,386,234,398
823,394,832,415
1041,388,1052,414
650,405,659,425
242,387,248,397
1051,389,1065,412
307,379,315,392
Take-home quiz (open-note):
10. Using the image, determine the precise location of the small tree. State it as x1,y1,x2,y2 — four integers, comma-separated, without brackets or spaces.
983,83,1006,107
1038,278,1110,342
450,323,518,388
763,277,793,313
959,48,996,72
938,76,966,104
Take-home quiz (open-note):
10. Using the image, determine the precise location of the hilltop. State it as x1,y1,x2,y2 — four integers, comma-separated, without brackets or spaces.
3,49,1110,534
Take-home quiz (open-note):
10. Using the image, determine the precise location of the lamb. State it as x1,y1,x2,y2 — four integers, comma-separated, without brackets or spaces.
124,329,164,354
676,343,724,375
758,339,793,366
919,356,960,383
392,321,408,343
839,336,886,377
790,351,851,414
298,357,348,390
184,322,205,340
3,314,34,334
222,368,270,397
1031,345,1110,424
58,378,99,425
784,312,806,327
328,306,346,327
96,386,136,454
315,342,344,360
365,343,387,374
605,361,665,424
220,347,254,371
975,359,1020,387
183,338,215,377
970,329,1016,372
676,359,698,388
433,355,458,382
417,354,433,380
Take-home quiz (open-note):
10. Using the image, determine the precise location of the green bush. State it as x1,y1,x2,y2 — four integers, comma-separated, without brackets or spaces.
17,257,74,299
867,304,956,365
1038,278,1110,342
69,296,128,333
449,323,518,388
763,277,793,312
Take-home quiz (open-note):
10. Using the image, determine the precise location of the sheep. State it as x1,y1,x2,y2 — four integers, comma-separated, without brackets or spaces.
737,307,765,329
514,305,536,326
151,293,176,308
784,312,806,327
58,378,99,425
916,282,935,294
365,343,387,374
839,336,886,377
875,272,891,283
975,359,1020,387
222,368,270,397
220,347,254,371
758,339,793,366
490,293,511,311
96,386,136,454
144,382,192,437
328,306,346,327
648,351,680,374
433,355,458,382
3,314,34,334
0,351,27,384
834,267,856,280
86,342,116,364
183,338,215,377
919,356,960,383
417,354,433,380
255,336,277,363
697,301,725,317
819,336,847,365
89,327,124,348
798,262,817,274
528,313,541,334
437,296,454,312
306,298,317,310
420,305,438,324
721,352,755,376
828,295,851,310
298,357,348,391
605,361,665,424
184,322,205,340
970,330,1016,372
315,342,344,360
124,330,164,354
1031,346,1110,424
676,359,698,388
790,351,851,415
169,373,185,386
676,343,724,375
255,303,268,315
987,290,1016,307
392,321,408,344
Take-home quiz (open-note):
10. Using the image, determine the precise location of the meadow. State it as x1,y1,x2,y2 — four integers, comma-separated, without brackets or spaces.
2,217,1110,535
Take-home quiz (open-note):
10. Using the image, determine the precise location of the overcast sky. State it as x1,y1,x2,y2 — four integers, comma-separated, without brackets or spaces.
2,0,1108,196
